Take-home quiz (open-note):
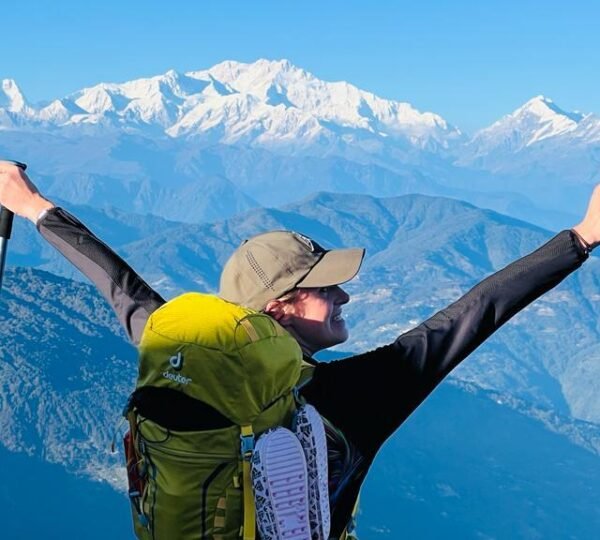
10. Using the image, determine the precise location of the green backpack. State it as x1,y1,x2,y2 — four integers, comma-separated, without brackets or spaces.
123,292,309,540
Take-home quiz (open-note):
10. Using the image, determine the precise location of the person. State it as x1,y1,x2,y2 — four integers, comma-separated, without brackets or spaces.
0,160,598,538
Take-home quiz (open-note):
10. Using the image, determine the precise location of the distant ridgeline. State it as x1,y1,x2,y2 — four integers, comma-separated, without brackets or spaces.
8,192,600,426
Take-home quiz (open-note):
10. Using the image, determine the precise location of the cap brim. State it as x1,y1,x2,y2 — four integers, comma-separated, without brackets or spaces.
296,248,365,288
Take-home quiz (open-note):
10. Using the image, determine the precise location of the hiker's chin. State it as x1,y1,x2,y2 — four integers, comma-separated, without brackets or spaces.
324,320,348,348
333,322,348,343
301,323,348,353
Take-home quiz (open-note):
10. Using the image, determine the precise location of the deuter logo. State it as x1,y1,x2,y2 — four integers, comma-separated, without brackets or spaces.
169,352,184,371
162,371,192,385
163,352,190,385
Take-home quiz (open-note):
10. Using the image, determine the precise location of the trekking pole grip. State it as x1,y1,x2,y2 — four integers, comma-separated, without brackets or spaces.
0,208,14,240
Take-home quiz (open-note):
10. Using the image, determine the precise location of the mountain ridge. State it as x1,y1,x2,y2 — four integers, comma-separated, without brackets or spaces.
0,59,462,158
8,191,599,427
1,58,597,232
3,59,599,152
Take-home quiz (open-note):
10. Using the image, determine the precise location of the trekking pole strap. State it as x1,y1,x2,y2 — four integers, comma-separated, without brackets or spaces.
240,425,256,540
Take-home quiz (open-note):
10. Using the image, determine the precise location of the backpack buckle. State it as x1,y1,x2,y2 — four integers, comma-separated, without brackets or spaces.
240,433,254,461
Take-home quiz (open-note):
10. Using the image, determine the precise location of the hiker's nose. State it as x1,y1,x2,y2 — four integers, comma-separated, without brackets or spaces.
334,286,350,305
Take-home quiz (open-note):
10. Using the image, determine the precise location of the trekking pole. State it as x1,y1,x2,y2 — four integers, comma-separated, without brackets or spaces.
0,160,27,293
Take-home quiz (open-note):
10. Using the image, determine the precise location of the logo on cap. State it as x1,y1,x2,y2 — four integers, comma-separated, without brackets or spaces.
293,233,315,252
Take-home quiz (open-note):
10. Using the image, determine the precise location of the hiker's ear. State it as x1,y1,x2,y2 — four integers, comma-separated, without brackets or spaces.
264,300,285,321
265,299,297,324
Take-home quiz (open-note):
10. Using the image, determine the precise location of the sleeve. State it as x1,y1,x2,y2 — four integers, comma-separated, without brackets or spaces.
302,230,589,454
37,207,165,344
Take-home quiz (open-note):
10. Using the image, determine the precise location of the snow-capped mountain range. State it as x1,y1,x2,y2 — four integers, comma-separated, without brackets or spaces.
1,58,599,229
2,59,600,159
0,59,462,156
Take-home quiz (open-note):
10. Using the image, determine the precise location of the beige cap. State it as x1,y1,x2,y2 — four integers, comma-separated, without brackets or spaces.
219,230,365,310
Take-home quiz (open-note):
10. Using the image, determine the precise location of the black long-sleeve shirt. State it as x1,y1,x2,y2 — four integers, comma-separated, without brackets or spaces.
37,206,588,537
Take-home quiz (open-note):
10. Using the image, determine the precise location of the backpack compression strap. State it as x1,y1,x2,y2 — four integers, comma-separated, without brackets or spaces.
240,425,256,540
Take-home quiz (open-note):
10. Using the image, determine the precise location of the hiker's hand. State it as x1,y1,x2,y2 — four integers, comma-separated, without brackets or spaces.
0,162,54,223
573,184,600,249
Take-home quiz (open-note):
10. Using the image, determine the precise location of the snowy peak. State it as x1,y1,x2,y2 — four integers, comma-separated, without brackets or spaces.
66,70,210,126
38,98,87,122
517,95,584,124
180,58,462,151
463,95,591,160
191,59,307,94
454,95,600,176
0,79,29,112
509,95,584,144
190,58,451,129
74,85,122,114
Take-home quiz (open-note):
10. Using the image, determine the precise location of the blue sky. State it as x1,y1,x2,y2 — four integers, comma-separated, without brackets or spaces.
3,0,600,133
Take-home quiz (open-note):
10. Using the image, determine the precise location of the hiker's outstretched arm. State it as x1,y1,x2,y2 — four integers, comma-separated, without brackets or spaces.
397,185,600,384
310,185,600,449
38,208,165,344
0,162,164,344
395,185,600,390
390,229,587,389
306,229,588,455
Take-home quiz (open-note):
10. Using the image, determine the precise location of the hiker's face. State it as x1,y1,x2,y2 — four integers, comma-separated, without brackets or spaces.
272,285,351,355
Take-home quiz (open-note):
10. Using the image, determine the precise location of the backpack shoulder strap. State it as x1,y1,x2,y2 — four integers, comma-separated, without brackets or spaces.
293,360,316,405
240,424,256,540
298,359,316,388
